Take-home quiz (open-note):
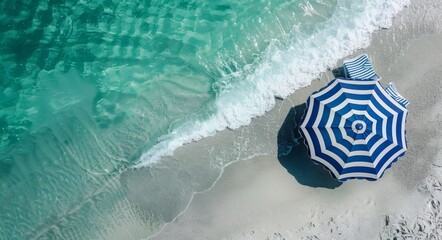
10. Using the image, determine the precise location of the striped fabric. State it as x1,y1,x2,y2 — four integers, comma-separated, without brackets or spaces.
343,54,379,80
299,79,408,181
385,82,409,107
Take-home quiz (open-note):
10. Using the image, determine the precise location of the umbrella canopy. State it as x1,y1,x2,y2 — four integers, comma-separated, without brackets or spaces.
299,78,408,181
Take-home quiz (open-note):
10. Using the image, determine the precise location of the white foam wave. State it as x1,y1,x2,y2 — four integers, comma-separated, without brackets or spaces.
135,0,410,168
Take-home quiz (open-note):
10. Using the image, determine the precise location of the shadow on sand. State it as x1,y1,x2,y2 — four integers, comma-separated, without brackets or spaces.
331,66,346,79
277,104,342,189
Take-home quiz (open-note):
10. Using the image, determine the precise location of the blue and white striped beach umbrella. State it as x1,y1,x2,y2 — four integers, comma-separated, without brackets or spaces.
299,79,408,181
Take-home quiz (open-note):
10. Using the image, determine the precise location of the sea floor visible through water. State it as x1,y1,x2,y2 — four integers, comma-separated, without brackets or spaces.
2,0,439,239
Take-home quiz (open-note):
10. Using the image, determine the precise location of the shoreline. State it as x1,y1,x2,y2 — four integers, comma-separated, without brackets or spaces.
148,0,442,238
135,0,409,168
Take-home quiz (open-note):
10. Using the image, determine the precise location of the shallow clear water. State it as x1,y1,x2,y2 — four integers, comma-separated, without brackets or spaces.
0,0,406,239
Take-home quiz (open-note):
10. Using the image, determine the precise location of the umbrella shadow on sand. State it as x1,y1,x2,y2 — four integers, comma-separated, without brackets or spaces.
277,104,342,189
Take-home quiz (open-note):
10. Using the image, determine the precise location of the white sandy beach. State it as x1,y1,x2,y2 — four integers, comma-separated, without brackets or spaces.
3,1,442,239
144,0,442,239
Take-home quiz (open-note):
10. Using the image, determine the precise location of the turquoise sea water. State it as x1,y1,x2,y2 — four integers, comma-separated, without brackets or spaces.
0,0,407,239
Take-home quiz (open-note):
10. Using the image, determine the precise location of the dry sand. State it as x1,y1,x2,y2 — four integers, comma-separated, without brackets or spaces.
149,1,442,239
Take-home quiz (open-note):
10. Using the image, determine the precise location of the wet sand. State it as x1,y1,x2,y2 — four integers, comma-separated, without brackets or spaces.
147,0,442,239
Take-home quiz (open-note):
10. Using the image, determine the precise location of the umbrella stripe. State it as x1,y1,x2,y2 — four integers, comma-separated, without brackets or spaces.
341,166,378,175
340,172,379,181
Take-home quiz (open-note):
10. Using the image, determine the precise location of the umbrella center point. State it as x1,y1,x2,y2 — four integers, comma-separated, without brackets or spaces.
351,121,366,133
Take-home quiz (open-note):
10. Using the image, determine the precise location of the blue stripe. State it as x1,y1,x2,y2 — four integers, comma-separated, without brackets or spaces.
341,166,377,175
385,83,409,107
343,54,379,80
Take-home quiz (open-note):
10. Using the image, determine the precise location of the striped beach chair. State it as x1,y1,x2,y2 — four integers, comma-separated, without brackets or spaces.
343,54,380,80
385,82,409,107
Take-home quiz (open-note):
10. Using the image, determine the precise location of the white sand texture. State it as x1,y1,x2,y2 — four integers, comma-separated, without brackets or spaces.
150,0,442,239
